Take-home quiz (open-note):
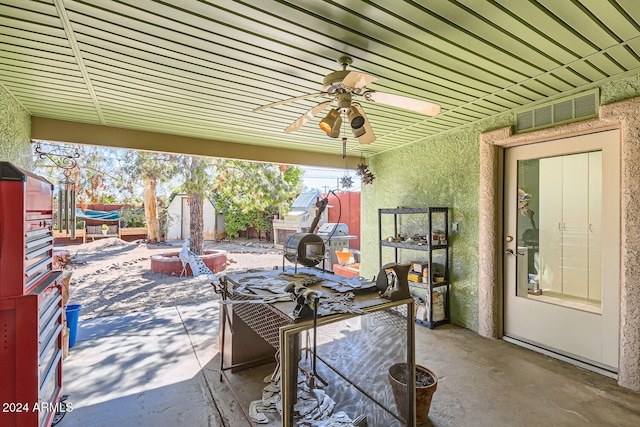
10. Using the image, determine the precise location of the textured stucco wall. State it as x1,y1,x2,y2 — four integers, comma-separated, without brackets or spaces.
362,73,640,333
601,73,640,105
0,84,31,169
361,115,511,331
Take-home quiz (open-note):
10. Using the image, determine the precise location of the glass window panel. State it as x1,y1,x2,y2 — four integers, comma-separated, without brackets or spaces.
516,152,602,313
294,305,411,426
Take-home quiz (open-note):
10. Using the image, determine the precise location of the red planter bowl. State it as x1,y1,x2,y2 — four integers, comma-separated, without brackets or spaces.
150,250,227,276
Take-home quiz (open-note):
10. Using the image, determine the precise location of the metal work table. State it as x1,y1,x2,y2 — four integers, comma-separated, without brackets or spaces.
217,267,416,426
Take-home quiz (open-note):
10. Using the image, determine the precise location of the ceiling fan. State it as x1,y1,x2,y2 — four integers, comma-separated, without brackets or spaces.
253,56,441,145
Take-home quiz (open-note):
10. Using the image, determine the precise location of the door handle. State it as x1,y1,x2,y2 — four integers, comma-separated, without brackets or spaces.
506,248,525,256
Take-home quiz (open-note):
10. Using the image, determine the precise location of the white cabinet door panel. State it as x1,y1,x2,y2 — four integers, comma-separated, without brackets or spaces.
539,157,563,293
561,153,589,299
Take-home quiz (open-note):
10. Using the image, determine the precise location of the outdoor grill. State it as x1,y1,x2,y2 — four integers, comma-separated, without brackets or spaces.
283,232,325,270
316,223,357,272
0,162,64,427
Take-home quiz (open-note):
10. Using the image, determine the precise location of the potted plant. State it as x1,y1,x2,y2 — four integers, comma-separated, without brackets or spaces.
101,224,108,235
388,362,438,425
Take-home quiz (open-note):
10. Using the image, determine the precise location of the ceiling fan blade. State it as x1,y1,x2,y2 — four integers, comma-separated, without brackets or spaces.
364,91,441,116
342,71,378,89
253,92,328,112
284,101,332,133
352,103,376,144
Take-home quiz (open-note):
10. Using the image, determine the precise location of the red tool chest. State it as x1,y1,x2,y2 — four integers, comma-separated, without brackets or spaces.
0,162,63,427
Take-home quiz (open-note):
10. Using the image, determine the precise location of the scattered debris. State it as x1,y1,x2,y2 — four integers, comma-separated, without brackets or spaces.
249,367,282,424
249,368,355,426
319,293,365,315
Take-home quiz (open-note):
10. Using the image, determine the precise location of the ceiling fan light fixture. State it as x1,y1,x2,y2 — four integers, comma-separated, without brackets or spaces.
319,108,340,133
352,126,366,138
347,106,365,129
326,115,342,138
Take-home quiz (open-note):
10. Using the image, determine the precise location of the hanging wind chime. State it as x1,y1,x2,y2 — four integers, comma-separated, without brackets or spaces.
340,135,356,188
35,142,80,239
57,169,77,239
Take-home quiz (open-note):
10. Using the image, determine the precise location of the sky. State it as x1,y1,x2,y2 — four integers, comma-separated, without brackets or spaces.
34,141,362,200
302,166,361,193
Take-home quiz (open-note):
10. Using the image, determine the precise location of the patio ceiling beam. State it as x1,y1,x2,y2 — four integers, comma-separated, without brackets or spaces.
30,117,360,169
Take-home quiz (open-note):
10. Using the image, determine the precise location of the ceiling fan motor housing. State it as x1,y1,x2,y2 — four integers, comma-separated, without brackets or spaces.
323,70,351,93
336,92,352,111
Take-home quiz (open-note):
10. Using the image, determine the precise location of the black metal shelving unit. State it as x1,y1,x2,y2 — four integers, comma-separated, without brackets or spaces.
378,207,450,328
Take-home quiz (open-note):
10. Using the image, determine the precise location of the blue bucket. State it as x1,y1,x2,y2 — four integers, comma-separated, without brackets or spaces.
65,304,82,347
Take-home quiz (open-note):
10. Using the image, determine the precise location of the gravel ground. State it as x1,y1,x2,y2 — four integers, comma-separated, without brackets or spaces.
57,238,291,320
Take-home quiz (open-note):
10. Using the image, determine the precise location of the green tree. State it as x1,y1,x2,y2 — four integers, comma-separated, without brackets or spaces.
214,196,251,239
214,161,302,238
33,143,122,204
249,206,279,240
179,156,215,254
121,151,178,243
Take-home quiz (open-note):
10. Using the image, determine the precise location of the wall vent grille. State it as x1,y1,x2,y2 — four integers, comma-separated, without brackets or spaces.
515,89,599,133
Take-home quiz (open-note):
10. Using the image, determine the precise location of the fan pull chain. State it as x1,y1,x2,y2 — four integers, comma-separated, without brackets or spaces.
341,110,348,158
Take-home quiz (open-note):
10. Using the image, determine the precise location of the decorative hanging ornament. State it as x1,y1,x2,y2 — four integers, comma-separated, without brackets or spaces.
340,175,353,189
356,160,375,185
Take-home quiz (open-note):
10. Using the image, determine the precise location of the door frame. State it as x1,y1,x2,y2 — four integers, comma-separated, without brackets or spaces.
478,97,640,391
503,133,620,372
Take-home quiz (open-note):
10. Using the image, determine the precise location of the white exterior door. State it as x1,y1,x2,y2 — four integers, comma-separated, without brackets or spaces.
503,129,620,372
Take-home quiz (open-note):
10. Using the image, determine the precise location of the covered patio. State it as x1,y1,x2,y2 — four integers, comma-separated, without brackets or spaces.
2,2,640,425
60,299,640,426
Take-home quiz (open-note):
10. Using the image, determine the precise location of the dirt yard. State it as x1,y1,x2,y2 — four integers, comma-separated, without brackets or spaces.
56,238,291,320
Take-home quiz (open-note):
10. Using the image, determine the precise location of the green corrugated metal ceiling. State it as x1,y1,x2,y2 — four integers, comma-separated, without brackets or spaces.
2,0,640,159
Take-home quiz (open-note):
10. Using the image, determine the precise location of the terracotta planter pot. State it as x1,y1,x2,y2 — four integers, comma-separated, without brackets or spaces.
388,363,438,425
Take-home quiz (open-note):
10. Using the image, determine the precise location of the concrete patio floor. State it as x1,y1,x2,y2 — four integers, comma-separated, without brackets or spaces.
58,300,640,427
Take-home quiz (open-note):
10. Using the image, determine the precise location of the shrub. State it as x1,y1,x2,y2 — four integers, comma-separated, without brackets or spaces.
120,206,146,228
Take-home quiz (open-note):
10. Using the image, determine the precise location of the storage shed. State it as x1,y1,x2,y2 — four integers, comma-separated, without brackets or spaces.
165,194,225,241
